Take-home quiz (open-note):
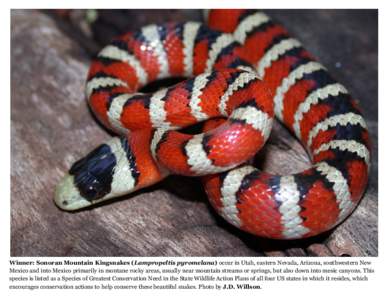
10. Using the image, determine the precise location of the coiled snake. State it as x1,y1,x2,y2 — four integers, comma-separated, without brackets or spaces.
55,9,370,239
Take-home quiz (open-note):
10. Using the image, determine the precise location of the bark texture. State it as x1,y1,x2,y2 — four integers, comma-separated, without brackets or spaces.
11,9,377,256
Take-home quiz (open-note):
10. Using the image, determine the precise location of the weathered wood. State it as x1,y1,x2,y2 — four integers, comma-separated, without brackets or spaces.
11,9,377,256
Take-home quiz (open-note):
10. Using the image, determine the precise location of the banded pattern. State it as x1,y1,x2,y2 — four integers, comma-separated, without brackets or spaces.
55,10,370,241
204,9,370,239
56,20,274,210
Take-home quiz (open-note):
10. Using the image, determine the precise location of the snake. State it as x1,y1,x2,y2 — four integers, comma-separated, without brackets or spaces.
55,9,370,240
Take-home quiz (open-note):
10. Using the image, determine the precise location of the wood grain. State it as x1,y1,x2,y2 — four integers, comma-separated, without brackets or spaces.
11,9,377,256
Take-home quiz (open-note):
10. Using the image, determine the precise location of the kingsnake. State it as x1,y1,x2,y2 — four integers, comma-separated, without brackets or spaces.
55,9,370,240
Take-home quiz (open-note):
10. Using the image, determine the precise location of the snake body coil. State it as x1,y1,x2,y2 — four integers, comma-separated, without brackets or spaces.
55,10,370,240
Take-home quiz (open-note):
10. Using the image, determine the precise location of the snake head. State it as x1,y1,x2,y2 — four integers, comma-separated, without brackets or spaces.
55,139,119,210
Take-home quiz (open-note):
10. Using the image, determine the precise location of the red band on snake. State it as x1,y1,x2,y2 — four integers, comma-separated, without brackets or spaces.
55,9,370,240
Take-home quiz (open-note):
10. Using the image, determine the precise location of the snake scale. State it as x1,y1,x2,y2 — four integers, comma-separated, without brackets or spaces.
55,9,370,240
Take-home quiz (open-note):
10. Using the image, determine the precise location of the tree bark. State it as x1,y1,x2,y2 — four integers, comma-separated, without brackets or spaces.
11,9,377,256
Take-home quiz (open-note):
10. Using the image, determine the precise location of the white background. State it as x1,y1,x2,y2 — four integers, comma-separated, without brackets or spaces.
3,0,385,299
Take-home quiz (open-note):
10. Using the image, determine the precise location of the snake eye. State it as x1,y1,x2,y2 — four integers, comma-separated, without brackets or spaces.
81,178,107,200
69,144,116,201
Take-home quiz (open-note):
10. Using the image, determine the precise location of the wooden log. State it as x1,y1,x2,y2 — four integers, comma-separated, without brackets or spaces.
11,9,377,257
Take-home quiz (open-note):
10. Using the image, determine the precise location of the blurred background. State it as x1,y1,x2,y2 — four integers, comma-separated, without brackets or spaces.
11,9,377,257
